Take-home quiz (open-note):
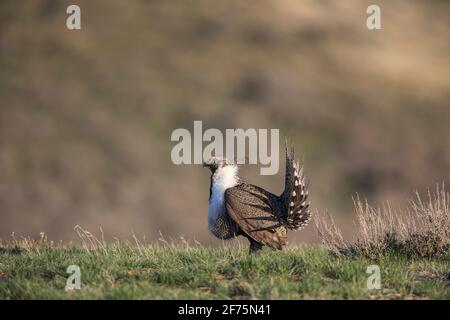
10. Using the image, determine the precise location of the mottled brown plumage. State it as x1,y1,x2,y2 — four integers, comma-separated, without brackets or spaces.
204,145,311,253
225,183,288,250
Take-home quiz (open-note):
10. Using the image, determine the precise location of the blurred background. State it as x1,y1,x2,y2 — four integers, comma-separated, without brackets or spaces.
0,0,449,245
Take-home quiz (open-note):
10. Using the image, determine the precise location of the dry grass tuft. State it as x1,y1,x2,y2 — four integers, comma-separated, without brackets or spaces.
315,211,351,257
316,183,449,258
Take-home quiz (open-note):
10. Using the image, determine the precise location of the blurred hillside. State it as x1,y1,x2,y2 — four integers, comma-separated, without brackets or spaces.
0,0,449,244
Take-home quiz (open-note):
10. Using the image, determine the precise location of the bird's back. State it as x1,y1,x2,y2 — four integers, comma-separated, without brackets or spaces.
227,183,284,219
224,182,288,248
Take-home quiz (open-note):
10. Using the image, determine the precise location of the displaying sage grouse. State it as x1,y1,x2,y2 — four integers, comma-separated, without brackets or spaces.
203,146,311,253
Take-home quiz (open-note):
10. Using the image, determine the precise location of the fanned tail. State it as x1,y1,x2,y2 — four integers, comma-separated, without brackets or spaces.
281,143,311,230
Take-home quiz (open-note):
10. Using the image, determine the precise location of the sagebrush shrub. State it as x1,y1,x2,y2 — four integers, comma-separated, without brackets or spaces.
316,184,449,258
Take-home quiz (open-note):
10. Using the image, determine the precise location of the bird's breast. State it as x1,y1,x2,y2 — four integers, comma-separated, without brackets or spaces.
208,185,238,239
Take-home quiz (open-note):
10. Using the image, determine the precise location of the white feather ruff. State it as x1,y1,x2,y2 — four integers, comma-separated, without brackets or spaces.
208,165,239,232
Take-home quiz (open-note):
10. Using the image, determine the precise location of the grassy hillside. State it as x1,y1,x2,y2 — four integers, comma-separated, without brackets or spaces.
1,243,448,299
1,0,449,243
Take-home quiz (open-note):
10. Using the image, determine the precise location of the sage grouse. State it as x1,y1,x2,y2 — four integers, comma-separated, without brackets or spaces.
203,146,311,253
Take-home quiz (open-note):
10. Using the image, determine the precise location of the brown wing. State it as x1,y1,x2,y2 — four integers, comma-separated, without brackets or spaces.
224,183,287,249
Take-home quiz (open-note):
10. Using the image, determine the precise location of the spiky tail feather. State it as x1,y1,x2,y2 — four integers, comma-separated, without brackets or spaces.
281,144,311,230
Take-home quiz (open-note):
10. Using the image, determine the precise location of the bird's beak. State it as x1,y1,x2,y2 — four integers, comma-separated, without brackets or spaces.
203,162,216,172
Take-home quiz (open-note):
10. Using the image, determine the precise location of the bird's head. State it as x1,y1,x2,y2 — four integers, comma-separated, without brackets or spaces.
202,157,236,174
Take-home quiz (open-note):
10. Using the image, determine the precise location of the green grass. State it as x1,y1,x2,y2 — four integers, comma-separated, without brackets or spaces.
0,245,449,300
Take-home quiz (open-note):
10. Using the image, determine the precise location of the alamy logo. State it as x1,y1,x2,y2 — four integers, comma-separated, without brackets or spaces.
366,5,381,30
65,265,81,291
66,5,81,30
366,265,381,290
171,121,279,175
